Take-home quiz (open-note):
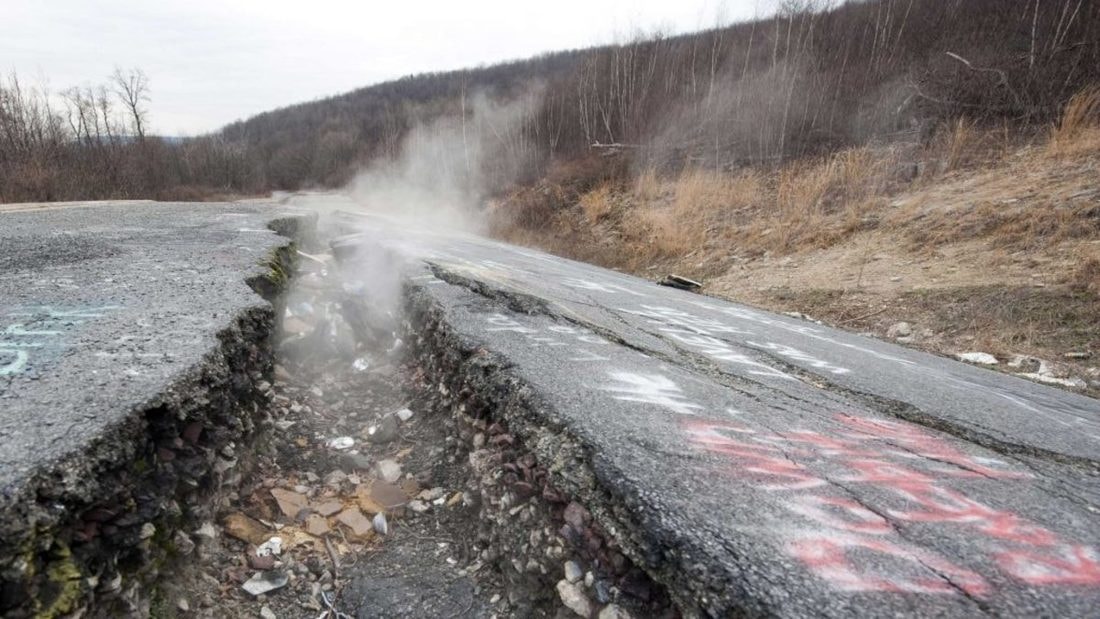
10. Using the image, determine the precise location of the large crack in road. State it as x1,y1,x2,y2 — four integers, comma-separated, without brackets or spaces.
3,199,1099,618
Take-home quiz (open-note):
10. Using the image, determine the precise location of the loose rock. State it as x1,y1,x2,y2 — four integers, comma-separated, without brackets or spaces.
887,322,912,338
599,604,633,619
557,579,594,617
957,352,998,365
374,459,402,483
224,513,270,545
564,560,583,583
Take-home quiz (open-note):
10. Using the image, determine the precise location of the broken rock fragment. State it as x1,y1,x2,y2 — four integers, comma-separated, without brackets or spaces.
223,513,270,545
556,579,594,617
336,507,374,540
305,514,331,537
271,488,310,520
374,459,402,483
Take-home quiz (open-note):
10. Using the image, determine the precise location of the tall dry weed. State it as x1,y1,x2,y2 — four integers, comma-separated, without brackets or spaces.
1048,86,1100,156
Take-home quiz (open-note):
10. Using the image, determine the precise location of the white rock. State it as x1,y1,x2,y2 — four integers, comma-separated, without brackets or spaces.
396,408,414,422
599,605,634,619
194,522,217,539
1019,373,1087,389
374,459,402,483
140,523,156,540
260,606,277,619
556,580,593,617
327,436,355,450
176,598,189,612
957,352,998,365
408,500,430,513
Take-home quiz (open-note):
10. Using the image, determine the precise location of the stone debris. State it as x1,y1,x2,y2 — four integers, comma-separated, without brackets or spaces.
305,514,331,537
242,570,290,597
223,513,271,545
194,522,217,540
313,500,344,517
271,488,309,519
887,321,912,338
396,407,415,422
564,560,583,583
599,604,633,619
335,507,375,540
363,480,408,511
260,606,277,619
956,352,998,365
557,579,595,617
326,436,355,450
374,458,402,483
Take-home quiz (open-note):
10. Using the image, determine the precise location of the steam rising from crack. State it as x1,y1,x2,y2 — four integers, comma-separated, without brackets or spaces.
344,85,544,235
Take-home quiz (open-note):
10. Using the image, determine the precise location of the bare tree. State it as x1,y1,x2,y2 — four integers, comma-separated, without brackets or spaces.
111,67,150,141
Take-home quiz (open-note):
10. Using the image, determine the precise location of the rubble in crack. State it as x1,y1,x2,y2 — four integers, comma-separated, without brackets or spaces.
170,236,501,618
172,223,674,618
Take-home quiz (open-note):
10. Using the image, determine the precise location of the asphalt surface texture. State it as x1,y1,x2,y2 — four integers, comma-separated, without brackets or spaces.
322,203,1100,618
0,201,292,499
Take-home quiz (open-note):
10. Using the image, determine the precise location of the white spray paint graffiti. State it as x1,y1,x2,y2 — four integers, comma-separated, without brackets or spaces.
561,278,649,297
601,372,703,416
620,305,796,381
746,341,851,375
483,314,612,362
0,305,122,376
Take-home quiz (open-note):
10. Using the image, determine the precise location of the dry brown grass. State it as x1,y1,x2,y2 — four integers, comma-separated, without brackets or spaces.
1071,255,1100,294
579,183,616,223
1048,86,1100,157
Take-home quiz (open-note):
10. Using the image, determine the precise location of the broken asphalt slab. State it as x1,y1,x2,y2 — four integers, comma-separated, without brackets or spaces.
332,211,1100,618
0,201,306,617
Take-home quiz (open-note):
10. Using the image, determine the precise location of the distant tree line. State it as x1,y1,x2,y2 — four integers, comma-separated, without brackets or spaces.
2,0,1097,204
0,68,259,203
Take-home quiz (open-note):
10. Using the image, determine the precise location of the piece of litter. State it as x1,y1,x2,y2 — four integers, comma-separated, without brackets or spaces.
373,512,389,536
327,436,355,450
656,274,702,291
352,357,370,372
256,536,283,557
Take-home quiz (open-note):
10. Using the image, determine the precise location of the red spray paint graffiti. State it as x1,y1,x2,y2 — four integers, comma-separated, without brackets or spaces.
684,415,1100,593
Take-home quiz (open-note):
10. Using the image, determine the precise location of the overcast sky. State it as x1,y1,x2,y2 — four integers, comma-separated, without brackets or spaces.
4,0,777,136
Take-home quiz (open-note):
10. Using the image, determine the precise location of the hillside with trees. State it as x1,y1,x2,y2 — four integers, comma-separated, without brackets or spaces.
4,0,1098,204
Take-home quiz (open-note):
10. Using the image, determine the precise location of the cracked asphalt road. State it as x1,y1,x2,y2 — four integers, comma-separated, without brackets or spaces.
0,201,293,498
328,205,1100,618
